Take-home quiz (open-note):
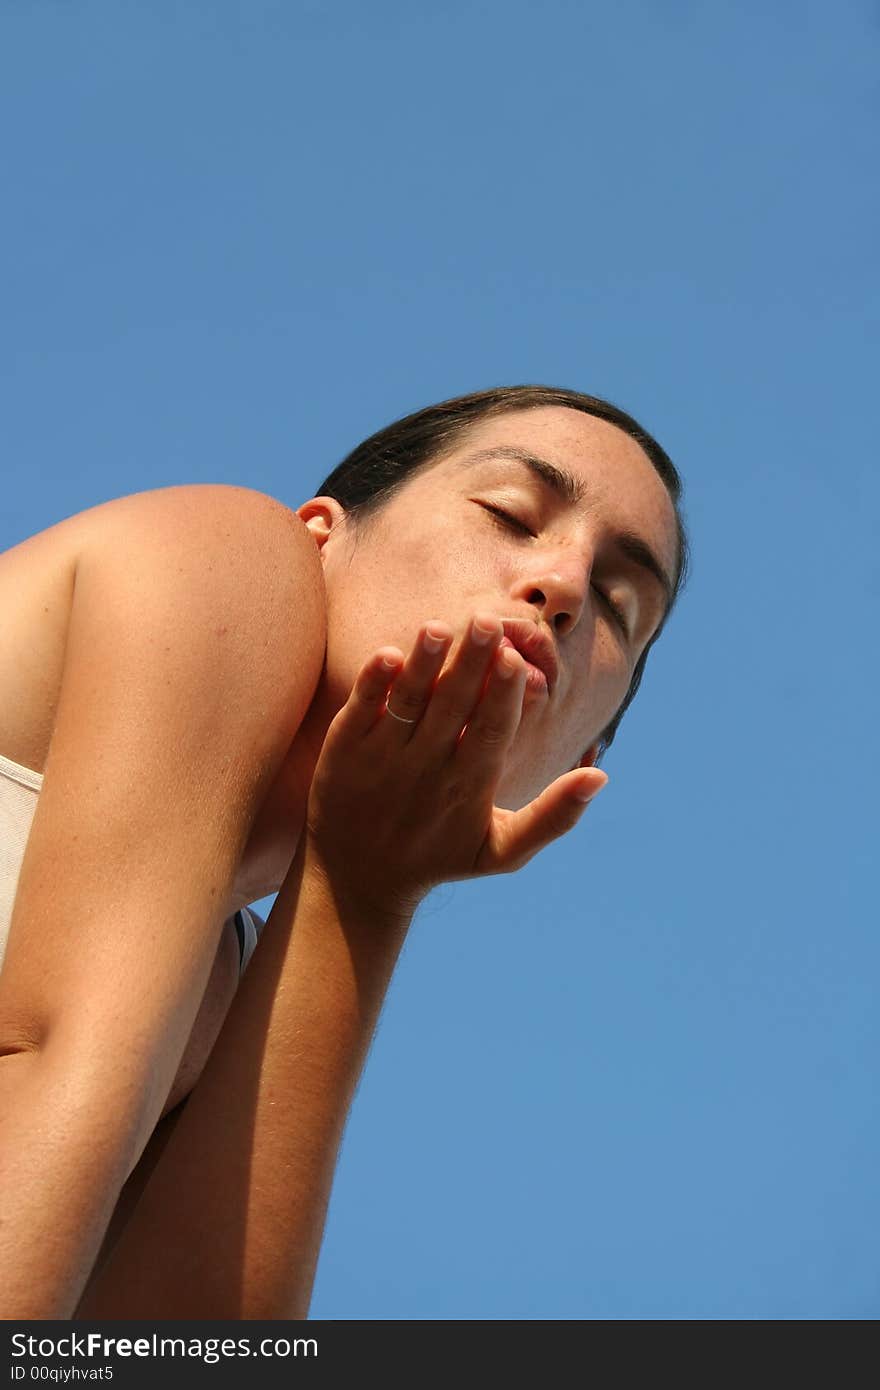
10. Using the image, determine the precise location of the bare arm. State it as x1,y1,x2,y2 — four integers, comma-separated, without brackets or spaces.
0,486,325,1319
74,835,409,1319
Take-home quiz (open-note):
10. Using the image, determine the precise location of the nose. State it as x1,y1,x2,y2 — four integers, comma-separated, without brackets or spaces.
509,551,589,636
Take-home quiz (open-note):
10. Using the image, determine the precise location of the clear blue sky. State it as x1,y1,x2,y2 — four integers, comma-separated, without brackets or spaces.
2,1,877,1319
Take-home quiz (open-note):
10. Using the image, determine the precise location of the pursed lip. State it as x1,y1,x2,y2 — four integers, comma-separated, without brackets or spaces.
499,618,558,696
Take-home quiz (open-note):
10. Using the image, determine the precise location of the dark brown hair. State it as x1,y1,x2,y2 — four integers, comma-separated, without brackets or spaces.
316,385,690,763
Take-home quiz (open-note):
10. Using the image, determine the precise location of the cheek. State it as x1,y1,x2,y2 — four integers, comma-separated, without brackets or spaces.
375,526,491,617
410,524,484,576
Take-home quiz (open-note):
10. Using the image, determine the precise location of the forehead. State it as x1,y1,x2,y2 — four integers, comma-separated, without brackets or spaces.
429,405,679,573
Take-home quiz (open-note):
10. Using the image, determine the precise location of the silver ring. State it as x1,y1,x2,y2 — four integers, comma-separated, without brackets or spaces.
385,700,418,724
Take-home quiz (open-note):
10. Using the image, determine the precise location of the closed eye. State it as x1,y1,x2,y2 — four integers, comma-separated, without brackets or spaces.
479,502,535,537
592,585,630,641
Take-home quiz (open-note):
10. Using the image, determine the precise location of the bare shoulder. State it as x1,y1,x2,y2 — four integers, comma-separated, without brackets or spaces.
3,482,320,596
0,485,326,773
87,481,308,538
71,483,329,774
76,483,322,601
97,486,322,650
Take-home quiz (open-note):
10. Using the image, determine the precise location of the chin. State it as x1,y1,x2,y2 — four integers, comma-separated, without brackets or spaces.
497,744,583,810
495,769,544,813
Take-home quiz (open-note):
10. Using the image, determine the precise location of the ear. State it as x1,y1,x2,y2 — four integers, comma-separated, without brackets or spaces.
296,496,348,556
572,740,602,772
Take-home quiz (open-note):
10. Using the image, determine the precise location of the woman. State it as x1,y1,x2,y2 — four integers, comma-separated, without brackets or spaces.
0,384,689,1319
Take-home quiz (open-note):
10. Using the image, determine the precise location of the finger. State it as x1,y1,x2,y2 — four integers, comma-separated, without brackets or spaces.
377,622,454,737
479,768,609,874
452,642,527,779
330,648,404,743
412,613,505,762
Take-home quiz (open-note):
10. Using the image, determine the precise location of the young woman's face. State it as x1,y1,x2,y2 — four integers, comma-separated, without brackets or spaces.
299,406,679,808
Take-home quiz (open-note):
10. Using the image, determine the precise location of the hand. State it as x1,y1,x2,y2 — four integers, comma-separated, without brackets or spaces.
304,613,608,918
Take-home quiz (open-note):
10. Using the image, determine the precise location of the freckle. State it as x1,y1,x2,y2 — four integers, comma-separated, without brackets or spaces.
216,626,228,637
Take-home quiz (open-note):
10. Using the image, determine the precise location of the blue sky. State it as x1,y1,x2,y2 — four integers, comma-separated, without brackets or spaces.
2,1,878,1319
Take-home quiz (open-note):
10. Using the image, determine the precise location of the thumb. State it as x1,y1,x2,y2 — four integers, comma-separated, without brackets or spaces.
481,768,609,874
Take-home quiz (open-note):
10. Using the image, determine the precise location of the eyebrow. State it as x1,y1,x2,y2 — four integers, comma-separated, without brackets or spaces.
463,445,676,620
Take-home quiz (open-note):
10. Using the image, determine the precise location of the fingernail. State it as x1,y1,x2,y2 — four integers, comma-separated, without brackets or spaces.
472,618,495,645
497,647,518,678
574,774,608,802
381,654,399,670
423,625,447,654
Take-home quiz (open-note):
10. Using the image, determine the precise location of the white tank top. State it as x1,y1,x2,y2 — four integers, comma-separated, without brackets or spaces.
0,750,263,977
0,752,41,975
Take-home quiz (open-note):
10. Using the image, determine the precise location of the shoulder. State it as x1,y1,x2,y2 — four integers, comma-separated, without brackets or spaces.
0,486,325,773
77,482,325,647
54,483,328,778
64,484,326,763
77,483,321,590
7,482,323,615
